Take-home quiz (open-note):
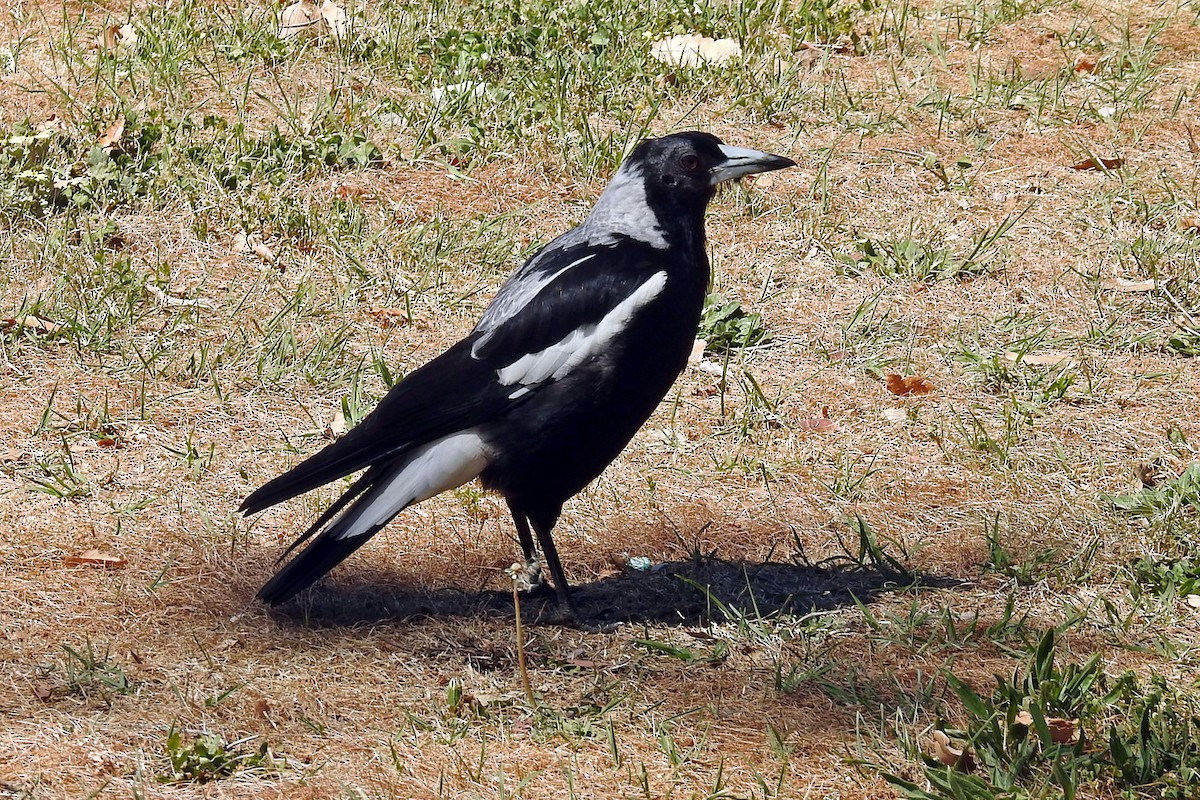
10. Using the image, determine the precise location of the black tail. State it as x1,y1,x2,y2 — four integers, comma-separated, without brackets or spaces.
240,445,361,516
257,528,378,605
239,425,410,517
256,467,392,605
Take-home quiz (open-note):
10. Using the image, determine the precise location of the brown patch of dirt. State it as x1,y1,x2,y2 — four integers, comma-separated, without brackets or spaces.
3,0,1200,796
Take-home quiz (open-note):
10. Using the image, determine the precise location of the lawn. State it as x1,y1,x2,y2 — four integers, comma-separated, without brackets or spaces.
1,0,1199,797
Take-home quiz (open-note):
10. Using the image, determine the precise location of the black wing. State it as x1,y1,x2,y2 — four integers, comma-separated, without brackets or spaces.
240,338,505,515
470,238,666,364
240,238,664,516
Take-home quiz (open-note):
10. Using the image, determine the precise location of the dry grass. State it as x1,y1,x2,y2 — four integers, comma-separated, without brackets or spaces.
1,0,1199,797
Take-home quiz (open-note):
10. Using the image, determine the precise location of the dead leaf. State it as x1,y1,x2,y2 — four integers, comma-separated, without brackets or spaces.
95,437,119,448
1134,460,1166,488
885,374,935,396
3,315,64,335
1046,717,1080,744
0,447,26,462
64,549,127,569
1186,594,1200,609
279,0,321,39
1100,277,1156,293
323,410,346,439
32,683,55,702
251,241,276,264
279,0,347,39
254,698,272,719
566,658,604,669
1003,350,1075,366
881,408,907,423
118,23,138,48
794,43,823,69
688,339,707,363
97,118,125,152
650,34,742,68
319,0,349,39
798,417,836,431
335,184,373,200
1180,217,1199,234
1070,155,1124,171
1073,56,1096,73
1014,711,1080,743
683,629,717,640
367,307,409,327
931,730,972,770
100,23,138,50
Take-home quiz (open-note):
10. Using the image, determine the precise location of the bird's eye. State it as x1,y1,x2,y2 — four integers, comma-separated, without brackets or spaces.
680,154,701,172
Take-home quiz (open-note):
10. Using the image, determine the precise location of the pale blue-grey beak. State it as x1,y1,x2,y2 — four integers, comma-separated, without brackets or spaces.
710,144,797,185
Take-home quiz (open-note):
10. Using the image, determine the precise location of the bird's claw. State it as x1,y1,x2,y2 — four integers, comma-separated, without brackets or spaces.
516,557,544,593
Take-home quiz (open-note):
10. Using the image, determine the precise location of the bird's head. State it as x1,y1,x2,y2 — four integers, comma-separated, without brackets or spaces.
629,131,797,195
583,132,796,250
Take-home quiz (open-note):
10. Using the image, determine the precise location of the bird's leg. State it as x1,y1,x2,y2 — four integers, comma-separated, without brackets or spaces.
529,513,579,621
506,500,543,592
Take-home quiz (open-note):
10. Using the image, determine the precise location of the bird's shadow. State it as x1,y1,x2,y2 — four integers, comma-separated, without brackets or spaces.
266,555,960,628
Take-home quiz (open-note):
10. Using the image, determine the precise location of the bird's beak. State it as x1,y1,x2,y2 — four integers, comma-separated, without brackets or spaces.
710,144,797,185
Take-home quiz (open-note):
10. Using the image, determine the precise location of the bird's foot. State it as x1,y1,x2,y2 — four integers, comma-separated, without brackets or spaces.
532,601,578,626
536,587,616,632
511,557,544,594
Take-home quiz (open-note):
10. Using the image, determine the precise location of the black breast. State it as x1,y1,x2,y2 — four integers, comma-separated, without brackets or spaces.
479,254,708,516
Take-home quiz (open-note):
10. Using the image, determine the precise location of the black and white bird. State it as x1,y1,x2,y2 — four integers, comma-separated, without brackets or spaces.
243,131,795,619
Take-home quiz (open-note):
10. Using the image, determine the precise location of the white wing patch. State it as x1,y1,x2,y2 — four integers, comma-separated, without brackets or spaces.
335,431,491,539
472,254,596,355
496,271,669,388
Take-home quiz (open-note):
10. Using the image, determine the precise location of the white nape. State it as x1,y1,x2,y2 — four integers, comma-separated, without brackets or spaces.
580,165,670,249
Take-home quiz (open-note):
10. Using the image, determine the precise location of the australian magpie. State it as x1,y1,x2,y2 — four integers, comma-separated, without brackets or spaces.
243,131,796,619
